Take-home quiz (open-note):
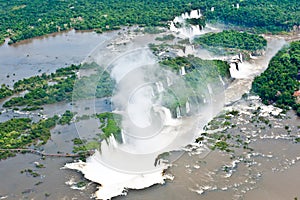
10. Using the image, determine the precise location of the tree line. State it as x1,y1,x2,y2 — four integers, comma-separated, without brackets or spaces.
194,30,267,53
252,41,300,115
0,0,299,44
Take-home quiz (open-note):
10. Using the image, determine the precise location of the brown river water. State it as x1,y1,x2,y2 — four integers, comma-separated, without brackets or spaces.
0,28,299,200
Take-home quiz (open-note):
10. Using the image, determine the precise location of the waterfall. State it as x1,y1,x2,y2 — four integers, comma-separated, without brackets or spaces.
190,9,202,19
176,107,181,118
218,75,226,86
151,86,155,97
180,66,186,76
191,25,202,35
184,45,195,55
169,9,205,38
121,129,126,144
109,134,119,148
239,53,243,63
156,81,164,93
169,22,178,33
153,105,180,126
186,100,190,114
166,76,172,87
207,84,213,95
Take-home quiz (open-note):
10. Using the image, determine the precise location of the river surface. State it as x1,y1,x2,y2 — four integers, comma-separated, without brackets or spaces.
0,27,300,200
0,29,118,87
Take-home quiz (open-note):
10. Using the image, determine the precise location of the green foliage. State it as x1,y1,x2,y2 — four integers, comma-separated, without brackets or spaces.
73,63,115,100
0,84,13,99
160,55,231,116
72,138,83,145
186,17,206,27
0,0,194,44
58,110,74,125
213,141,229,151
21,106,43,111
76,181,87,188
0,115,60,159
252,41,300,111
144,27,165,34
0,0,298,44
3,62,114,107
202,0,300,33
194,30,267,52
97,112,122,143
155,34,175,41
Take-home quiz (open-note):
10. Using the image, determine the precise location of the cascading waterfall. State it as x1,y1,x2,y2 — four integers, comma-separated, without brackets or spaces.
166,76,172,87
65,16,231,199
218,75,226,86
170,9,205,38
121,129,126,144
186,100,191,114
109,134,119,149
156,81,164,93
207,83,213,95
180,66,186,76
184,45,195,55
176,106,181,118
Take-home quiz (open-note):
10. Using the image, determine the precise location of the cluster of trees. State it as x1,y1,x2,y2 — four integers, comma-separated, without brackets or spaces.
2,63,115,108
155,34,175,41
186,18,206,28
201,0,300,33
160,55,231,117
194,30,267,53
73,65,115,100
58,110,74,125
0,115,59,159
252,41,300,115
97,112,122,143
0,84,13,99
0,109,77,159
0,0,298,44
0,0,195,44
3,75,75,107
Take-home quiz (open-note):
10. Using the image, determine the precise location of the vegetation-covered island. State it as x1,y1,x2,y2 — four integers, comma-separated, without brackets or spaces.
194,30,267,55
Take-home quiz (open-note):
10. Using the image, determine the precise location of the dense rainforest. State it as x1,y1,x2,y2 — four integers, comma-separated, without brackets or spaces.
0,0,299,44
1,62,115,108
252,41,300,115
160,55,231,117
194,30,267,53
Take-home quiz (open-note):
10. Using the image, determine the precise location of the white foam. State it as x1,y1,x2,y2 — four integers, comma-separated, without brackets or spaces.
65,153,171,200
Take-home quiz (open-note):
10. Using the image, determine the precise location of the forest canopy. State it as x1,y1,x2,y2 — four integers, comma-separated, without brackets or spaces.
252,41,300,115
194,30,267,52
0,0,299,44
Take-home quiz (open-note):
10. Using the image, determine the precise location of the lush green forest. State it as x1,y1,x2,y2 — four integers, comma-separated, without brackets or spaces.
194,30,267,53
160,55,230,116
1,63,115,108
0,0,299,44
252,41,300,115
0,109,77,159
0,84,13,99
0,116,58,159
97,112,122,143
